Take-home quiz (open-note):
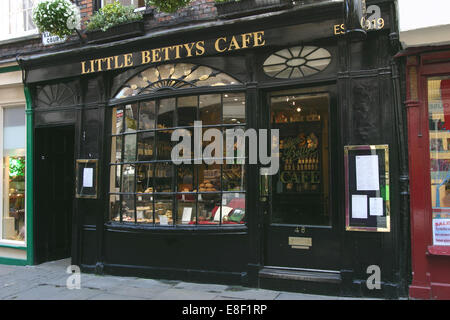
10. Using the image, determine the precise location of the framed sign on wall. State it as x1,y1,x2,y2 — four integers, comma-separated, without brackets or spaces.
75,159,99,199
344,145,390,232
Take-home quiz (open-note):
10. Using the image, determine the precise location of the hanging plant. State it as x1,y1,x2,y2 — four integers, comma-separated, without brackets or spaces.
145,0,192,13
86,1,143,32
32,0,81,38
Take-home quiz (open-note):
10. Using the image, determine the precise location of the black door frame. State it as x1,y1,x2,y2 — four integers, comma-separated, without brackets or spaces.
34,124,76,264
258,81,342,271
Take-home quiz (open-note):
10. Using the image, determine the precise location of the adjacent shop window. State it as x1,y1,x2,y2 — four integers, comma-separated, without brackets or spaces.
1,107,26,242
263,46,331,79
102,0,146,8
0,0,37,40
428,76,450,245
109,92,246,226
270,93,330,226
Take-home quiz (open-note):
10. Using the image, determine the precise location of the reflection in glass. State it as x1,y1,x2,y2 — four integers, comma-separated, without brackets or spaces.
200,94,221,125
121,165,135,193
157,130,173,160
223,93,245,124
137,131,154,161
177,165,196,192
121,194,135,223
123,134,137,162
112,107,124,134
110,194,121,222
154,162,173,193
155,195,174,225
158,98,175,129
110,165,121,193
124,104,138,132
178,96,197,127
139,101,156,130
136,163,154,193
111,135,122,163
136,194,154,224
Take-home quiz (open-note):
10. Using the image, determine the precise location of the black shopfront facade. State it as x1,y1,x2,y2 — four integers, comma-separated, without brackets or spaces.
19,0,409,298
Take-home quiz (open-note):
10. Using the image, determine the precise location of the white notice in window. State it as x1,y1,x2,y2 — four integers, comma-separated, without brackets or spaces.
83,168,93,188
352,194,368,219
182,208,193,224
355,155,380,191
369,197,384,216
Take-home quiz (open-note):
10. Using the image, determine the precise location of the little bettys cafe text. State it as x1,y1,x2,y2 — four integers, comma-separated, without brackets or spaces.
81,31,266,75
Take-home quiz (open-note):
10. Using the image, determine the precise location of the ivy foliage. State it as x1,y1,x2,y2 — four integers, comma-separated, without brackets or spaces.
86,1,143,32
145,0,192,13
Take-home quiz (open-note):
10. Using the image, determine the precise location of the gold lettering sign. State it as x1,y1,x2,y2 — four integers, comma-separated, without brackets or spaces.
289,237,312,247
80,31,266,75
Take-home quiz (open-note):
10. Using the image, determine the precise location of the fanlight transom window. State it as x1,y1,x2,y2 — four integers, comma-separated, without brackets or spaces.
115,63,241,99
263,46,331,79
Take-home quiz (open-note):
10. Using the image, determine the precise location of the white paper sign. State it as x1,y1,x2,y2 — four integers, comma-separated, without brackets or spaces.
355,155,380,191
181,208,193,224
352,194,368,219
159,215,168,225
433,218,450,246
214,206,234,222
83,168,94,188
369,197,384,216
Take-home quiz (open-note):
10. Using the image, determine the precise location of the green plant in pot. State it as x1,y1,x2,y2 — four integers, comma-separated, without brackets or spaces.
32,0,81,38
145,0,192,13
86,1,143,32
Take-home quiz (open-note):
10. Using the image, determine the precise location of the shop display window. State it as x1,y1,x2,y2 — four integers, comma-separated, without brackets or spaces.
2,107,26,242
428,76,450,246
110,68,246,226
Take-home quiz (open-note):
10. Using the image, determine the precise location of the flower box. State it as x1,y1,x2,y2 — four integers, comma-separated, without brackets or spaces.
86,20,145,44
215,0,293,19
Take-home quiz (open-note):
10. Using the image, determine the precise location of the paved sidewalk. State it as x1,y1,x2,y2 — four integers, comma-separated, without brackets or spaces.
0,259,363,300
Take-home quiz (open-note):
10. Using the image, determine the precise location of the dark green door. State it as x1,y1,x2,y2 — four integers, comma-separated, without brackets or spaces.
264,88,341,270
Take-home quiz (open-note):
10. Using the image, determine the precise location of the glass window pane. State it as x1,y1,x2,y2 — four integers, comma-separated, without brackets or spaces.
429,76,450,246
223,93,245,124
177,165,197,192
136,194,154,224
3,107,26,241
199,164,221,192
124,104,138,133
112,107,124,134
137,131,155,161
177,195,197,225
110,165,121,193
177,96,197,127
110,194,121,222
222,193,246,225
155,195,174,225
157,130,172,160
154,163,173,193
200,94,221,125
271,93,330,226
111,135,122,163
198,193,221,225
121,165,135,193
223,164,245,191
158,98,175,129
139,101,156,130
123,134,137,162
136,163,154,193
121,194,135,223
